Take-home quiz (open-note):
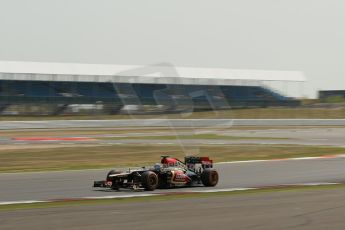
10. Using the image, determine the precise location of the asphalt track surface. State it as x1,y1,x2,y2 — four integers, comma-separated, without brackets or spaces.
1,126,345,202
1,157,345,202
2,188,345,230
2,125,345,229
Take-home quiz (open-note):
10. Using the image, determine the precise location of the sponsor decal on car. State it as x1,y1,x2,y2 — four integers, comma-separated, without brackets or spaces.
172,171,189,183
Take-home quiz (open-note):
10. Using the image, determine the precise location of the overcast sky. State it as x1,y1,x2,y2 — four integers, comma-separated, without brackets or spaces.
0,0,344,98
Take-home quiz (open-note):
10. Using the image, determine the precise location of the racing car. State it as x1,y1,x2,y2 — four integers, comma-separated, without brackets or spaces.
93,156,219,191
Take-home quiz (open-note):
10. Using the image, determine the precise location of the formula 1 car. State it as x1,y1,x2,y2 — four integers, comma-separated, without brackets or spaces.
93,156,219,191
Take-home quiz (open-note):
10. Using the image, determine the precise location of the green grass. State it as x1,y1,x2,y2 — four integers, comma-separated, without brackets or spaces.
2,126,339,139
1,144,345,173
1,183,345,211
2,107,345,120
99,133,289,141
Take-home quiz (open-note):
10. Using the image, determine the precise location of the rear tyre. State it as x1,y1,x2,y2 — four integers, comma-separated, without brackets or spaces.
141,171,159,191
201,169,219,187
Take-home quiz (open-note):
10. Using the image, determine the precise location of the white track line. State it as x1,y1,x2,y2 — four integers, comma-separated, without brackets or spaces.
82,194,158,199
0,200,49,205
192,188,256,193
282,182,341,186
216,154,345,165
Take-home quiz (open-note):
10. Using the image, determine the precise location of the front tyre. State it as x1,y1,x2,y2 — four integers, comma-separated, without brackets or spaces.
141,171,159,191
201,169,219,187
106,170,122,181
106,170,122,190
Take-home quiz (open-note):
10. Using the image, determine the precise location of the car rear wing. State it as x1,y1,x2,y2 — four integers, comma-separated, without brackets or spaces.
185,156,213,169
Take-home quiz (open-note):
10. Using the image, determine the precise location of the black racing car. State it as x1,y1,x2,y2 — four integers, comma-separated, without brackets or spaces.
93,156,219,191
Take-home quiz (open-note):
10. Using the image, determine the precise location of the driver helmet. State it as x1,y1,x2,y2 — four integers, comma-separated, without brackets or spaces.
154,163,161,171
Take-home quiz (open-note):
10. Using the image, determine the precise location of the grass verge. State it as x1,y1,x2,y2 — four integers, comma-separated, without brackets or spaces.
1,144,345,173
99,133,289,141
1,107,345,120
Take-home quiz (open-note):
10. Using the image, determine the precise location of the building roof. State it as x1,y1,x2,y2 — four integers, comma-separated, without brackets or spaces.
0,61,306,86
